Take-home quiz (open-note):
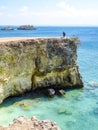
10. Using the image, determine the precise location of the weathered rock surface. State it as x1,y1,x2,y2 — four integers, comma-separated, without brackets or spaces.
0,38,83,103
0,116,61,130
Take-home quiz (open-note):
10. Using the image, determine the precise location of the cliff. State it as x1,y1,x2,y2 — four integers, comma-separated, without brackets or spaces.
0,37,83,103
0,116,61,130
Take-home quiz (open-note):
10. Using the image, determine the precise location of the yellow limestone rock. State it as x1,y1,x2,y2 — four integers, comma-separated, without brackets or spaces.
0,38,83,103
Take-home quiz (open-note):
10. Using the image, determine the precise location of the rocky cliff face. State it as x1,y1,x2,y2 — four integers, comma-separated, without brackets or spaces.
0,38,83,103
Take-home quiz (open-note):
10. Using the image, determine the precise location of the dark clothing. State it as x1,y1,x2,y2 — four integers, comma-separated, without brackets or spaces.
63,32,66,37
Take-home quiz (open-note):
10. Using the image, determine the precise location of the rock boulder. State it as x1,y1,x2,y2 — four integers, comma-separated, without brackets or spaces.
0,116,61,130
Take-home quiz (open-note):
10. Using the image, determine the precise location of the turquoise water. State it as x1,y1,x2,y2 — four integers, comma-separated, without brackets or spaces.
0,27,98,130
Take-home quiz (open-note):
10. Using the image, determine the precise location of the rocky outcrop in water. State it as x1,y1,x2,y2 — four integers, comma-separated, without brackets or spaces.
0,38,83,103
17,25,36,30
0,116,61,130
1,27,14,31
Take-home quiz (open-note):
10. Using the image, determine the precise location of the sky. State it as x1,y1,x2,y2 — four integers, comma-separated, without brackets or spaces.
0,0,98,26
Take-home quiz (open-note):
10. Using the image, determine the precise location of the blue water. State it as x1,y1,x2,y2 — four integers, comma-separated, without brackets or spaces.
0,26,98,130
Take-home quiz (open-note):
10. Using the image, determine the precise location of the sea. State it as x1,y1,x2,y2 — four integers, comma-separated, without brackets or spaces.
0,26,98,130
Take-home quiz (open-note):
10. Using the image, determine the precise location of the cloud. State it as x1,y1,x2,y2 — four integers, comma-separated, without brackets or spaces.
56,1,75,11
56,1,98,16
19,6,29,12
18,6,30,17
0,1,98,25
0,6,7,10
0,6,7,14
6,14,13,17
0,12,3,16
56,1,76,16
17,3,98,25
55,1,98,25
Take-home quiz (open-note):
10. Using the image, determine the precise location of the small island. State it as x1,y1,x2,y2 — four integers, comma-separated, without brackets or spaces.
17,25,36,30
1,27,14,31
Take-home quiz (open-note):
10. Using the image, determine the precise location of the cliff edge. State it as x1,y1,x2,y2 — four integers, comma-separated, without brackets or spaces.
0,37,83,103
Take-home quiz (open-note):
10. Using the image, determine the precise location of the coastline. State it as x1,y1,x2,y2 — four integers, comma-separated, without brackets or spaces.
0,27,98,130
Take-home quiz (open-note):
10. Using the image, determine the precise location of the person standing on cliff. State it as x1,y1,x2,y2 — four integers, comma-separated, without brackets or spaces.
62,32,66,37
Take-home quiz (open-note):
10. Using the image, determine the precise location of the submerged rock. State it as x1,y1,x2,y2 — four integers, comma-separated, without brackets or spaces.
0,116,61,130
56,89,66,96
58,109,72,115
0,38,83,103
44,88,55,97
89,82,98,87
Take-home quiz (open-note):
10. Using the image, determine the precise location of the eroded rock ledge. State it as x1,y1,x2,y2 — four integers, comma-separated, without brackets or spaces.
0,116,61,130
0,38,83,103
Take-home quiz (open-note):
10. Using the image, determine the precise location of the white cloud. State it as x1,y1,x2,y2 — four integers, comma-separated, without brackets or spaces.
55,1,98,25
56,1,75,11
0,6,8,17
56,1,76,16
0,6,7,10
19,6,29,12
0,12,3,16
6,14,13,17
0,2,98,25
18,6,30,17
56,1,66,9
